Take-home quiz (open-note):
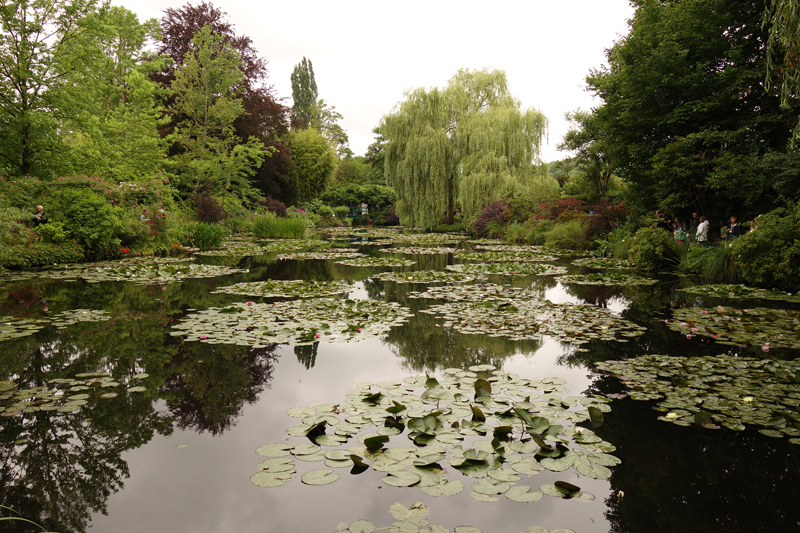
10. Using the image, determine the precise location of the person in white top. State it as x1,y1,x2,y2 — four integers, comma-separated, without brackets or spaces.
696,215,709,246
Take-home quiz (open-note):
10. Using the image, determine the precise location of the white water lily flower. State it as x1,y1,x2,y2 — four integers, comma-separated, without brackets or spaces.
665,412,679,420
742,396,754,403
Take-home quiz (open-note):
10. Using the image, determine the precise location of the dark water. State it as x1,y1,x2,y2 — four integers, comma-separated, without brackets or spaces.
1,241,798,533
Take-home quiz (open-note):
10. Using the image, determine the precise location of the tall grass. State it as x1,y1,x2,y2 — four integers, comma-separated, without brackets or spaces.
252,212,307,239
544,220,593,249
169,221,227,250
503,222,527,243
702,244,742,283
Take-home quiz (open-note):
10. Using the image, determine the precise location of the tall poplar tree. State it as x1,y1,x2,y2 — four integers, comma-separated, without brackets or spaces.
381,69,547,230
290,57,318,128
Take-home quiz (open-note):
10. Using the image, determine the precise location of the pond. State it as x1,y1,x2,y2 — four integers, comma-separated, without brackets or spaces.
1,229,799,533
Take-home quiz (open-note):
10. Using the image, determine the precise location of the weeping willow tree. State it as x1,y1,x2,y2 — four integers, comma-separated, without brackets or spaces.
764,0,800,140
381,69,547,229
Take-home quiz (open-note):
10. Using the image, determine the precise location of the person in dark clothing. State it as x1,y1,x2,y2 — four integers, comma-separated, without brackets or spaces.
726,216,740,240
32,205,48,227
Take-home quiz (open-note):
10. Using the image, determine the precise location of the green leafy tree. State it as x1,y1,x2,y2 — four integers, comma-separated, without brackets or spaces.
558,109,614,200
284,128,337,205
0,0,99,176
58,6,168,180
764,0,800,127
290,56,318,128
169,25,269,210
310,98,352,158
585,0,799,220
381,69,547,230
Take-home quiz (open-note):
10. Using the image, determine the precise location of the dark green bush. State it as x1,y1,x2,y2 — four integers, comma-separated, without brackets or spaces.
193,222,227,251
60,189,121,259
628,227,680,273
731,208,800,291
35,221,68,244
0,241,84,268
117,213,151,248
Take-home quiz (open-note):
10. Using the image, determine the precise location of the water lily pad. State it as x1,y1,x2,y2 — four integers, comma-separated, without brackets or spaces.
572,257,634,270
301,469,340,485
371,270,482,284
667,307,800,349
257,443,295,457
379,246,459,255
469,492,499,502
212,279,351,299
382,471,421,487
126,386,147,393
251,471,291,487
171,298,412,346
335,257,416,267
505,485,544,503
556,273,656,286
446,262,567,277
422,479,465,497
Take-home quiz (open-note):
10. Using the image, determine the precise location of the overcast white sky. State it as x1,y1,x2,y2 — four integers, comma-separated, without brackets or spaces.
115,0,635,162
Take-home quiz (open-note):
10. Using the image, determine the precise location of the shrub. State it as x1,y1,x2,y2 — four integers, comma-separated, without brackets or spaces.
473,201,507,237
117,213,151,248
252,212,307,239
483,221,504,239
333,206,350,220
544,220,594,250
223,215,253,234
259,196,288,217
0,241,85,268
628,227,680,273
731,208,800,291
504,222,527,243
594,228,633,259
194,184,225,222
194,222,227,251
60,189,121,259
702,244,742,284
35,221,68,244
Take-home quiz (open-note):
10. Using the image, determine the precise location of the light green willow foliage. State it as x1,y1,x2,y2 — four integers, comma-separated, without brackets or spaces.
382,69,547,229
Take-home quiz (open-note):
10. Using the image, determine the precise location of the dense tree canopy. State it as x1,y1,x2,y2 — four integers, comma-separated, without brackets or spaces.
582,0,799,220
156,2,290,201
381,69,547,230
0,0,99,176
283,128,337,205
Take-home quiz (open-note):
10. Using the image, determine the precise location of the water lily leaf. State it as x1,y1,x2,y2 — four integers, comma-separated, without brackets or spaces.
413,453,446,466
472,478,511,495
487,468,521,482
469,492,499,502
292,443,321,456
301,469,340,485
382,471,421,487
574,459,612,480
364,435,390,452
694,411,721,430
345,519,376,533
463,449,489,461
505,485,544,503
127,386,146,393
251,471,291,487
541,456,574,472
287,407,316,418
539,484,568,498
587,406,604,428
422,479,465,497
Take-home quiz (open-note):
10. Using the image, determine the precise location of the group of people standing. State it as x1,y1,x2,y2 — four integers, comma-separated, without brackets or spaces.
656,211,740,246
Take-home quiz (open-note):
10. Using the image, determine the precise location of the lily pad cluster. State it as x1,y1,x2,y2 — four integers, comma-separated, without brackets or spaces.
407,284,529,302
596,354,800,440
421,300,647,344
370,270,483,284
195,241,312,257
446,263,568,277
334,257,416,268
380,247,459,255
667,306,800,348
211,280,351,299
171,298,413,346
252,367,619,503
0,317,48,341
473,245,548,253
48,309,112,329
275,251,365,260
556,273,657,287
571,258,634,270
454,251,558,263
680,284,800,303
390,233,467,245
0,372,148,417
1,262,248,285
334,502,577,533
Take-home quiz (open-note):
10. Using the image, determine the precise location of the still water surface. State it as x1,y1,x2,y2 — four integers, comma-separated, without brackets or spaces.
1,236,798,533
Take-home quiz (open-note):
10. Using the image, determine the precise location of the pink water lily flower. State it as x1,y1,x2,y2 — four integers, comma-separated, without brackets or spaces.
762,345,770,352
701,310,708,314
680,322,687,327
247,301,253,306
686,334,692,339
315,333,320,338
691,327,698,332
199,335,207,340
356,327,361,333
